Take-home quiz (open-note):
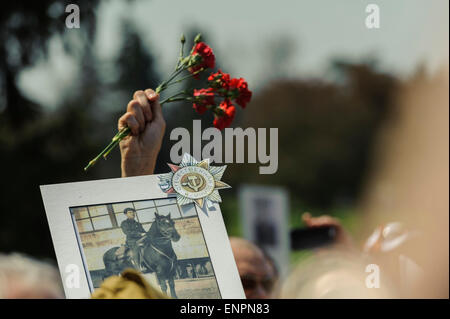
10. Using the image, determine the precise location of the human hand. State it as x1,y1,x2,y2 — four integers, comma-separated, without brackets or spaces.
119,89,166,177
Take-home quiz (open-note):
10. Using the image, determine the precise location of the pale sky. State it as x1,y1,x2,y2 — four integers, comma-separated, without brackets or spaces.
19,0,449,109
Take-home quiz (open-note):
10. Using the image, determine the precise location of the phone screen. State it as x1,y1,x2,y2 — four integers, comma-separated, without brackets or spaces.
290,226,337,250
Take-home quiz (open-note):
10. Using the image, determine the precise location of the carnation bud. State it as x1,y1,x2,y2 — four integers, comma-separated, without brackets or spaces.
180,34,186,44
188,54,202,66
194,33,202,43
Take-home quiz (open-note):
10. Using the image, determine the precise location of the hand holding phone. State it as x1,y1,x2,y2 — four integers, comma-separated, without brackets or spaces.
290,213,353,250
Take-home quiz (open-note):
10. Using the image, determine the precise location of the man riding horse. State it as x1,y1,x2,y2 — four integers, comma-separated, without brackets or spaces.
120,208,146,271
104,211,181,298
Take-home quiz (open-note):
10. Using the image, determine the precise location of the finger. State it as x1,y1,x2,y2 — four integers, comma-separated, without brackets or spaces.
316,216,338,226
134,90,152,122
302,212,313,226
310,216,339,228
127,100,146,132
118,112,140,136
144,88,158,102
145,89,164,121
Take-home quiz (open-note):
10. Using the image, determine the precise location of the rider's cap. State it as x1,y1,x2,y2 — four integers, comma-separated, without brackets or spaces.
123,208,136,215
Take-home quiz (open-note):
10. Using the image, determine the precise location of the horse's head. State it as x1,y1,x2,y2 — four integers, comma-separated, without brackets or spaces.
154,212,181,242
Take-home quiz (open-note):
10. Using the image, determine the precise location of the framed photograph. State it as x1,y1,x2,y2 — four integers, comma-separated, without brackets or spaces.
40,174,245,299
239,185,290,278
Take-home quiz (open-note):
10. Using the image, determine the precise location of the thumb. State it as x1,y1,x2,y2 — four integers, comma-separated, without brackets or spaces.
302,212,313,226
152,98,164,122
145,89,164,122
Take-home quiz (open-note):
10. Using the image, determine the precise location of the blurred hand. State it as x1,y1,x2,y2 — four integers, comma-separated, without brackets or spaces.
302,212,354,249
119,89,166,177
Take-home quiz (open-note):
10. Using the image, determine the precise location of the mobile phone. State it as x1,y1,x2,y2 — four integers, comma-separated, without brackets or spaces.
290,226,337,250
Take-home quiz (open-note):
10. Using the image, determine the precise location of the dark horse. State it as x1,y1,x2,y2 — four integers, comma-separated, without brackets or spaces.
103,212,181,298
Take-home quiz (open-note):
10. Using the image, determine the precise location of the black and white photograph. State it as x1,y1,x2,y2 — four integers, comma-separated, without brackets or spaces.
71,198,220,298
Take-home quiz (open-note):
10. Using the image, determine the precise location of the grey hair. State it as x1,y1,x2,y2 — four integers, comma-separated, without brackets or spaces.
0,253,64,299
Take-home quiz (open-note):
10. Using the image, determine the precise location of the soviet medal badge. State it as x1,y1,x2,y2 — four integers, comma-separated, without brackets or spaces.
159,153,231,211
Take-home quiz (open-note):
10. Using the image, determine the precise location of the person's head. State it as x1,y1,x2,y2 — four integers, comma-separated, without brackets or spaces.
124,208,136,219
0,253,64,299
229,237,277,299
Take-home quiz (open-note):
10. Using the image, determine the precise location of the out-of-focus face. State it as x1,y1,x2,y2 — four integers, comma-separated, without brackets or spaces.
230,238,276,299
126,211,136,219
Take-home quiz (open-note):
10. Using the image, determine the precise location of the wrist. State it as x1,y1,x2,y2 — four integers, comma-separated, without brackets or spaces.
121,152,158,177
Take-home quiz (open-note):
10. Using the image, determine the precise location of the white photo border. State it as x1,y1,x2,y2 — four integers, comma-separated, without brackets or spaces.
40,174,245,299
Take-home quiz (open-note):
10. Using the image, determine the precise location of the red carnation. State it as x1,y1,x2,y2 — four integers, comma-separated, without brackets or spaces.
192,88,215,114
213,99,236,130
189,42,215,75
229,77,252,108
208,69,231,91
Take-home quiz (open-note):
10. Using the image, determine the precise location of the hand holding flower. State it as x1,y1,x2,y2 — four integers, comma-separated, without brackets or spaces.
119,89,166,177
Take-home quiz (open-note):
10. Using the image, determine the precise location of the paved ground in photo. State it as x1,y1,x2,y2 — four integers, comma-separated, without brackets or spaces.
142,273,221,299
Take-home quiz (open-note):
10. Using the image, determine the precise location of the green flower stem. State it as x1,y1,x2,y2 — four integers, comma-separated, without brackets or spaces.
101,127,131,159
159,91,189,104
84,136,118,171
163,65,188,88
160,96,191,104
155,62,186,94
163,68,204,89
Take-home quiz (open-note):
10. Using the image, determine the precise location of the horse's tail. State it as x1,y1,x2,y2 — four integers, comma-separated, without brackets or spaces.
102,247,120,279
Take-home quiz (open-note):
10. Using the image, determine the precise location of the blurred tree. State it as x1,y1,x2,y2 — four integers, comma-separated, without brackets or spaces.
115,20,160,95
263,35,297,79
0,0,99,258
0,1,98,128
231,60,399,209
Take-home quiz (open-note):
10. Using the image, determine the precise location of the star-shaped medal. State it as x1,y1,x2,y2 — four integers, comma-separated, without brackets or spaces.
159,153,231,211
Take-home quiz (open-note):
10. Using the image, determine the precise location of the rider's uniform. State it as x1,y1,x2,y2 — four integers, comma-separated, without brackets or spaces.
120,218,146,269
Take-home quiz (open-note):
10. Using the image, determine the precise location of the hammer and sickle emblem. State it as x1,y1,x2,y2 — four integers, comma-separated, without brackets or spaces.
182,174,205,192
